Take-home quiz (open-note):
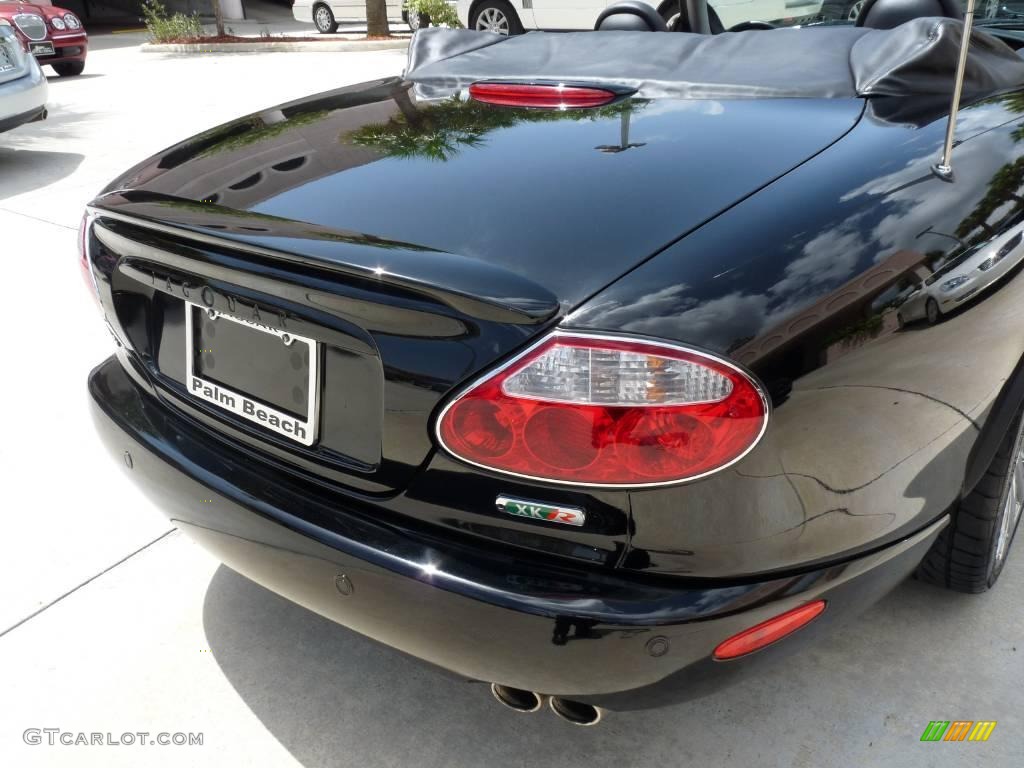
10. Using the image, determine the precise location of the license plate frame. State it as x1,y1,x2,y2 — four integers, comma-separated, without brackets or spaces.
29,42,55,57
184,303,319,446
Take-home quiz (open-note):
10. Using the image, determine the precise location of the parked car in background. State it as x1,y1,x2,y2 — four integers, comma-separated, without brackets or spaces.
0,23,46,132
455,0,822,34
293,0,429,32
0,1,86,77
898,225,1024,326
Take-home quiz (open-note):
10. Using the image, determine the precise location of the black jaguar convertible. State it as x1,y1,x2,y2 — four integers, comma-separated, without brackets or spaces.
84,0,1024,723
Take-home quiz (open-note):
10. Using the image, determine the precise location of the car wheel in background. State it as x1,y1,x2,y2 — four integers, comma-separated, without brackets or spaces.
925,297,940,325
406,10,430,31
52,61,85,77
470,1,523,35
313,3,339,33
846,0,865,21
918,409,1024,592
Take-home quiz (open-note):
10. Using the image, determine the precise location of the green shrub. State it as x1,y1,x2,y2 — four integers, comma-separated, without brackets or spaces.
404,0,463,28
142,0,204,43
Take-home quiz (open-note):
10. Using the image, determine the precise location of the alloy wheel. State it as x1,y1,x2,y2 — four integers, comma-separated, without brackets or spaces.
476,8,510,34
314,6,333,32
847,0,865,20
994,420,1024,569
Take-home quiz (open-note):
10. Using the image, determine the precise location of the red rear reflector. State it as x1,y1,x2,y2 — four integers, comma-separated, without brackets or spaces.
713,601,826,660
436,332,769,487
469,82,617,109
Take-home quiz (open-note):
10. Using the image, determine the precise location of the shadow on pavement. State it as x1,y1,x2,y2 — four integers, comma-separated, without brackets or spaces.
44,73,106,82
200,555,1020,767
0,149,84,199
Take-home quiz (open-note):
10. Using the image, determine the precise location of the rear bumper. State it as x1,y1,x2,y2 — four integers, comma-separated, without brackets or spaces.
89,353,947,710
0,57,47,131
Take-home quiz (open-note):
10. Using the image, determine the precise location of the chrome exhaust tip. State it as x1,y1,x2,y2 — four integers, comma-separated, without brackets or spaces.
490,683,544,713
549,696,603,726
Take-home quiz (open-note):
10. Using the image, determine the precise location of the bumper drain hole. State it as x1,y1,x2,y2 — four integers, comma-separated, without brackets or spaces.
549,697,602,726
490,684,543,713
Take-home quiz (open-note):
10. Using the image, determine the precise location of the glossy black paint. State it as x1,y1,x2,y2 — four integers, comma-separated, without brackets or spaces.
98,78,863,312
88,81,863,567
85,71,1024,707
570,92,1024,575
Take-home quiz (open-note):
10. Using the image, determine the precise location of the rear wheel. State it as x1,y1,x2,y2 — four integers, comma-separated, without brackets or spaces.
470,1,523,35
918,409,1024,592
313,3,339,33
53,61,85,77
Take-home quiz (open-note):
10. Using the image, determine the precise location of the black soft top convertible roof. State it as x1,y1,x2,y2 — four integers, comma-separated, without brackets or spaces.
405,19,1024,101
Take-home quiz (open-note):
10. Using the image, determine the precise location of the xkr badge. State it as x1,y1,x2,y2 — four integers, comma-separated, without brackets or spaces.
496,496,585,527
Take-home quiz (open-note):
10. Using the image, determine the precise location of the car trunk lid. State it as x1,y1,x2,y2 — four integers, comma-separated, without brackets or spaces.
87,80,863,557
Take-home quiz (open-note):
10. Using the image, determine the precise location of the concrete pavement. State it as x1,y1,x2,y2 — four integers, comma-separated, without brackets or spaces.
1,38,1022,768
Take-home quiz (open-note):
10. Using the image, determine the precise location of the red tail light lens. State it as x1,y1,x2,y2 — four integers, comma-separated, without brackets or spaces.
713,601,827,660
469,82,618,109
436,333,769,487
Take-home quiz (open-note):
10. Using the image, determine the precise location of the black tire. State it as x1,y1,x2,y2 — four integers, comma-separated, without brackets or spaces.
469,0,524,35
925,297,941,325
53,61,85,77
918,410,1024,592
312,3,339,34
406,10,430,31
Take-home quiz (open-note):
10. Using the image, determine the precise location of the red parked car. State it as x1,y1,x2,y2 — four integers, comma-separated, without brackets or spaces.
0,0,86,77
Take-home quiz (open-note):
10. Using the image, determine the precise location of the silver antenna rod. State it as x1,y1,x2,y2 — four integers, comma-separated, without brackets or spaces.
934,0,977,181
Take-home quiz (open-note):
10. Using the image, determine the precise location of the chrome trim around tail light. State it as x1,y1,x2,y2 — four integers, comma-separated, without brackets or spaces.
434,330,771,489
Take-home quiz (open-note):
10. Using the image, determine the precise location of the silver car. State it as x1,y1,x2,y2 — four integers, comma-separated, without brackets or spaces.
899,225,1024,326
0,23,47,134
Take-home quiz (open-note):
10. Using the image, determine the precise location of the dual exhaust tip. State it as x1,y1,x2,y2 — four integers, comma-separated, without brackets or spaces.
490,683,603,726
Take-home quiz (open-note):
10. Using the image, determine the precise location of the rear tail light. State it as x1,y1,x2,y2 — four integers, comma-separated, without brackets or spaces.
713,601,827,660
469,82,619,109
436,332,769,487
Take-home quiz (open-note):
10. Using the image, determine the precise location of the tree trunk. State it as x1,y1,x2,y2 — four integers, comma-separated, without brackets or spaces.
366,0,391,37
213,0,226,37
